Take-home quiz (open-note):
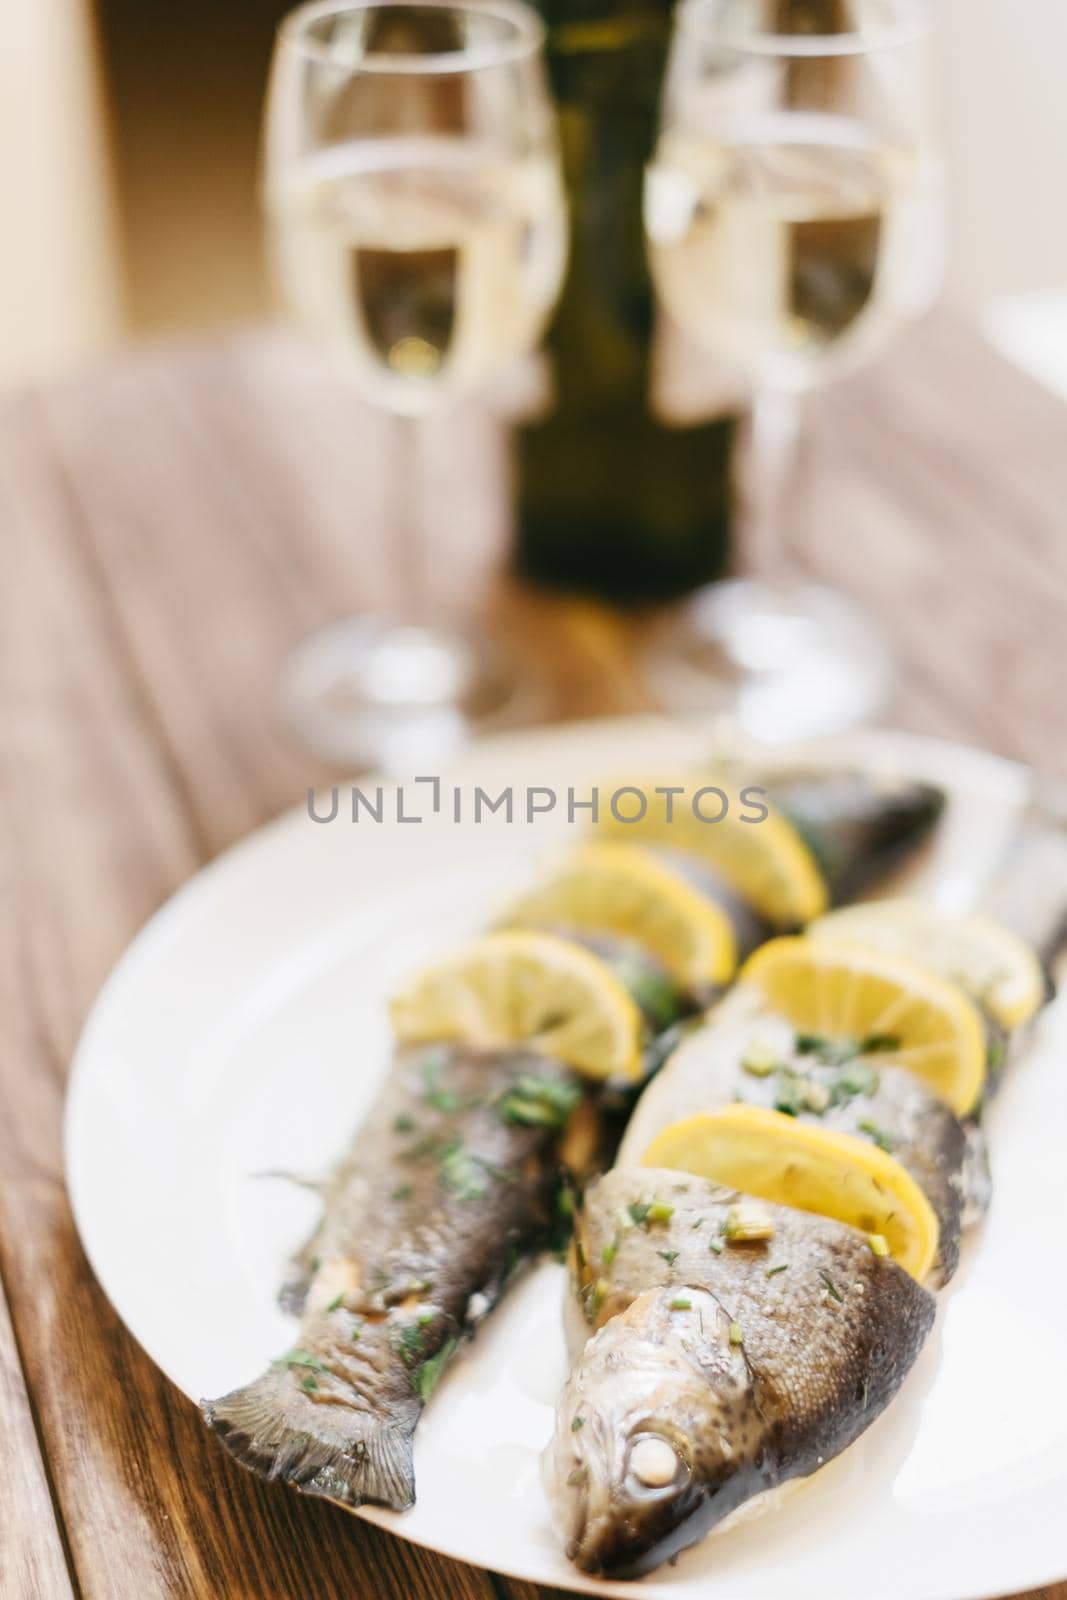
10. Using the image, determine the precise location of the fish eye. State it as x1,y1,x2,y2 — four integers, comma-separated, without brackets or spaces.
627,1433,685,1491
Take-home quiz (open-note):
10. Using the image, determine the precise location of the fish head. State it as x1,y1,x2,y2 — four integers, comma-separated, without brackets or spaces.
542,1286,760,1577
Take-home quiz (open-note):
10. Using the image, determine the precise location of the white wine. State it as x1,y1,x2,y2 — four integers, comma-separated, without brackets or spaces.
645,115,941,391
269,137,567,414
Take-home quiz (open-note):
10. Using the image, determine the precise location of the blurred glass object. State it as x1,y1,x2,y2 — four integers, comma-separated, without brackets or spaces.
263,0,567,769
643,0,943,739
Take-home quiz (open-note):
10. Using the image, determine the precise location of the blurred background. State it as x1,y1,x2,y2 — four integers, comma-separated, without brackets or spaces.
6,0,1067,391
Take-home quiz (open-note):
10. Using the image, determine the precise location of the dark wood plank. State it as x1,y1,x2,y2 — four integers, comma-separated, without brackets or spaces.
0,1272,74,1599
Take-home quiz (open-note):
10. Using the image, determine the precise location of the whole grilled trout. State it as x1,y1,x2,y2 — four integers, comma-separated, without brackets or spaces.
203,770,944,1511
205,1043,582,1509
544,1168,935,1578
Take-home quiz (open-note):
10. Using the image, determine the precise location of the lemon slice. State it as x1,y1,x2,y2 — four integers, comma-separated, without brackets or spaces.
809,899,1044,1031
590,775,826,928
740,937,986,1115
389,930,644,1082
640,1104,939,1281
500,844,737,990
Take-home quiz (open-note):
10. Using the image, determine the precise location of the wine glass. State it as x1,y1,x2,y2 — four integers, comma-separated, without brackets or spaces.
264,0,567,769
643,0,942,739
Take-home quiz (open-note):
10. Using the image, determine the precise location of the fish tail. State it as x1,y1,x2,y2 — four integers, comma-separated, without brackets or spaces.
202,1370,416,1510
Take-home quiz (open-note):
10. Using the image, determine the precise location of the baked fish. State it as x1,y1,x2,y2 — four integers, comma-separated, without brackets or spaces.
205,1043,583,1509
543,1167,935,1578
203,768,945,1512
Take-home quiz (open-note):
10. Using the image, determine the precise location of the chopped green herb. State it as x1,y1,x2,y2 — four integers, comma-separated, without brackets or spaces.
410,1337,458,1402
796,1032,838,1058
391,1184,414,1203
423,1083,466,1115
273,1348,328,1374
860,1033,900,1055
326,1293,345,1313
417,1309,435,1326
829,1062,881,1105
440,1139,491,1201
300,1375,318,1393
657,1249,679,1266
729,1321,744,1346
772,1065,809,1117
351,1323,363,1342
691,1216,704,1229
773,1065,832,1117
393,1113,417,1134
669,1296,692,1311
820,1270,844,1304
766,1262,789,1278
571,1414,585,1432
497,1074,581,1129
309,1256,321,1275
394,1323,426,1365
627,1200,653,1228
708,1237,724,1255
796,1031,900,1072
858,1118,895,1153
795,1033,861,1068
601,1240,618,1266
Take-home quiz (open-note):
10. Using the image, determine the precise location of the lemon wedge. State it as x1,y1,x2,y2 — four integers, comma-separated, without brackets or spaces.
500,844,737,990
590,775,826,928
740,936,987,1115
389,930,645,1082
640,1103,939,1281
809,899,1044,1031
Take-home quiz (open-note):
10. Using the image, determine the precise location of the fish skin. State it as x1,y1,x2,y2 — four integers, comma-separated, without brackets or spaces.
979,821,1067,978
618,988,970,1284
545,1168,935,1578
651,772,945,955
764,771,945,907
204,1043,580,1510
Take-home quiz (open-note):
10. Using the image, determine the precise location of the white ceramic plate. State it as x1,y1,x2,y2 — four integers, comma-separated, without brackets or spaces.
66,718,1067,1599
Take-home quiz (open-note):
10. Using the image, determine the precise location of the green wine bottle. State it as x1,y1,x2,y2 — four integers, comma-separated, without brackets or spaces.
515,0,737,603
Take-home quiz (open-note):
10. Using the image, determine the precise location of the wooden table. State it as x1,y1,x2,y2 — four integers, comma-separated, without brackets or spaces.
3,310,1066,1600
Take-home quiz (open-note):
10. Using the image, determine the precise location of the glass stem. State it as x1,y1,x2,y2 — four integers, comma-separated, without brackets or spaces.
393,410,426,622
737,389,806,586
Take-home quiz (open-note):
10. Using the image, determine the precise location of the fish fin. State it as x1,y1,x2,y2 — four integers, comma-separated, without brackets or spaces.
203,1370,416,1511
